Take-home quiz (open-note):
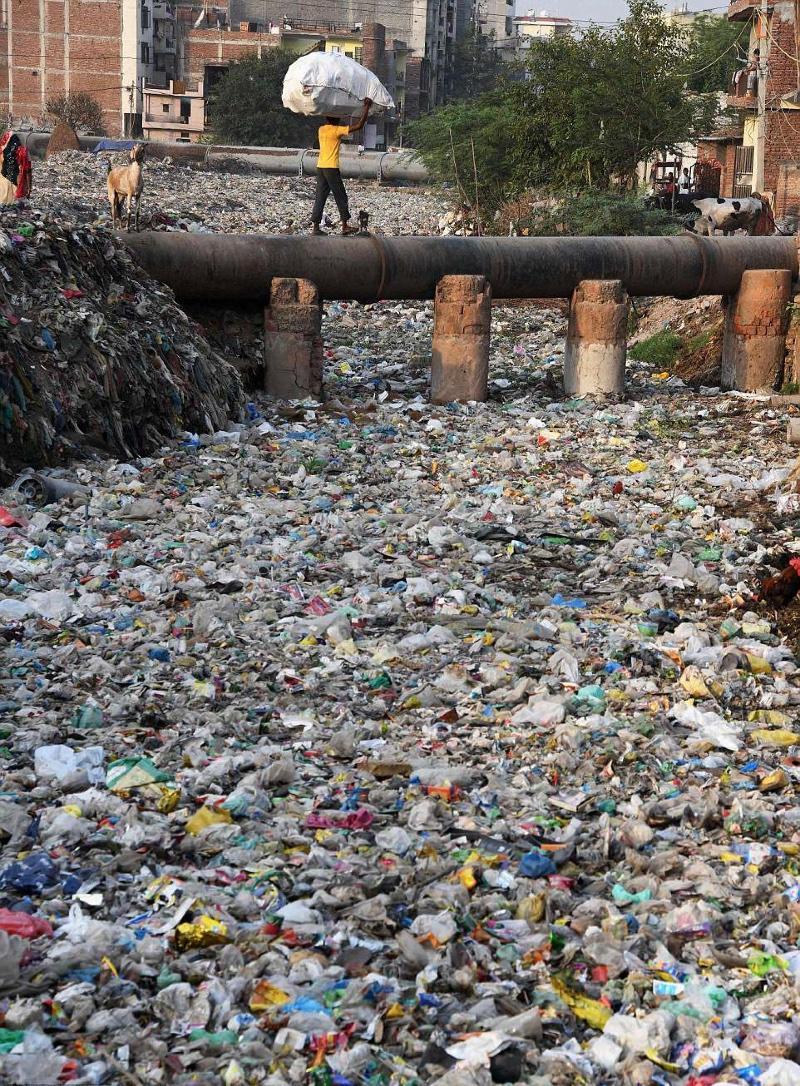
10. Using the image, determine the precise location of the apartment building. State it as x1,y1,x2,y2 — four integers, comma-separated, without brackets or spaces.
697,1,800,215
1,0,178,134
142,76,203,140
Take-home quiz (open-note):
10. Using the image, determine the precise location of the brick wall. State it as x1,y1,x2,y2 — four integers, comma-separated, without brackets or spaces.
6,0,124,134
777,162,800,216
697,138,740,197
181,27,278,88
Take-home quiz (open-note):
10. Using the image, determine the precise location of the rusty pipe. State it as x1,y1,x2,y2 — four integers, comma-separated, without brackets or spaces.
121,233,799,304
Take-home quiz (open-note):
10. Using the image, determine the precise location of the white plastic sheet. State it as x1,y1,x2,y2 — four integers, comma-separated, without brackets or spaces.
282,52,394,118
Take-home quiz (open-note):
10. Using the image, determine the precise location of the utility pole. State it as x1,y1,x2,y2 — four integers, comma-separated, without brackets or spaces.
754,0,768,192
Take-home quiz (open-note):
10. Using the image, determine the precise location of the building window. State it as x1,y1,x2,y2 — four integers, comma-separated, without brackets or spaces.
354,47,363,63
141,42,150,63
141,8,150,28
162,103,169,112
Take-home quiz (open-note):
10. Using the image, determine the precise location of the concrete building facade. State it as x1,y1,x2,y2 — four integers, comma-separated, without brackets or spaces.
142,76,203,140
698,1,800,216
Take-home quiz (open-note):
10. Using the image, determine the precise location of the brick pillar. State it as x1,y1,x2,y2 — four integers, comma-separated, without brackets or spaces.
264,278,323,400
431,275,491,404
721,269,792,391
563,280,629,397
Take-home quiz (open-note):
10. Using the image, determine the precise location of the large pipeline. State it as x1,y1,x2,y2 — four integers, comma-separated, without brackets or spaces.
20,131,429,182
122,233,799,304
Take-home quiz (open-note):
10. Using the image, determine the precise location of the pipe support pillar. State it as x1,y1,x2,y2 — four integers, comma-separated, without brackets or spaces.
264,278,323,400
563,280,629,397
721,269,792,391
431,275,492,403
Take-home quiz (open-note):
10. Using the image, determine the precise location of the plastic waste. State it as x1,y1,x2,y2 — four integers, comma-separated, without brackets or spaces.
282,52,394,117
3,155,800,1086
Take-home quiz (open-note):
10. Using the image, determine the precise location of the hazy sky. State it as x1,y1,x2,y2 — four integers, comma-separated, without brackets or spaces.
527,0,725,21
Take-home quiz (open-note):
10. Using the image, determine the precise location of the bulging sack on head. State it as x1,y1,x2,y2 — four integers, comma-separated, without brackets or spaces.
282,52,395,118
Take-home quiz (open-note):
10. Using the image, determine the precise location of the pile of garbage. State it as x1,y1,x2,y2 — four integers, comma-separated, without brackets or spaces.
7,154,800,1086
3,297,800,1083
32,152,449,237
0,204,244,477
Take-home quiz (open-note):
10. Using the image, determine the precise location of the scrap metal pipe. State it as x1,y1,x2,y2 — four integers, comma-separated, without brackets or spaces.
122,233,799,304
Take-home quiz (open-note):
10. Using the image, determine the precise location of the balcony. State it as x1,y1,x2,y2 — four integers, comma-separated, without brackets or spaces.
728,0,770,20
154,34,176,52
726,68,758,108
152,0,175,17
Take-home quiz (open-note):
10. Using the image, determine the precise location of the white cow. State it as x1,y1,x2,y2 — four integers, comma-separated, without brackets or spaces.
692,196,770,236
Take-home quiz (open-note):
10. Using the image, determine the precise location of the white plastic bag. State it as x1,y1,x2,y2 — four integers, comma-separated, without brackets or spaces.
282,53,394,118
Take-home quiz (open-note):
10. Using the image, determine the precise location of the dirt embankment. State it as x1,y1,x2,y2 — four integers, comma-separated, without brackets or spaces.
631,295,724,386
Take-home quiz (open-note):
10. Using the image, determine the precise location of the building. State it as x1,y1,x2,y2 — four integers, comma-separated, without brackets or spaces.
183,0,469,108
495,9,571,62
697,1,800,215
663,2,699,28
513,10,572,40
179,17,418,142
142,77,204,140
476,0,513,42
0,0,177,135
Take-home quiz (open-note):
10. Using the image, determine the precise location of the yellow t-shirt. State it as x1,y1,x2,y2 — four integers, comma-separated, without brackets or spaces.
318,124,350,170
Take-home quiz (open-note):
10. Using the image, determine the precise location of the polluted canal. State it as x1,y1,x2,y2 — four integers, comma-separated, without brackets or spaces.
3,156,800,1086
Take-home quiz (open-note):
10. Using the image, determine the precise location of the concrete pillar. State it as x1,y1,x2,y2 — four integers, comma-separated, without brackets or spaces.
431,275,491,404
563,280,629,397
264,278,323,400
721,269,792,391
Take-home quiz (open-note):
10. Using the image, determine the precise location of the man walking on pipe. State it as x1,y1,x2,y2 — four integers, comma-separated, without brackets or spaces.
310,98,372,236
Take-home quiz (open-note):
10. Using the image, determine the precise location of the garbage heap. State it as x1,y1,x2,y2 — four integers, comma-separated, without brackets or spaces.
3,289,800,1085
0,205,244,478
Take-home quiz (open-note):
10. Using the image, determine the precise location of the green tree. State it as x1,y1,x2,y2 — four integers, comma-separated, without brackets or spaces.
407,92,518,213
208,50,317,147
509,0,719,190
686,14,744,94
450,26,502,101
409,0,721,200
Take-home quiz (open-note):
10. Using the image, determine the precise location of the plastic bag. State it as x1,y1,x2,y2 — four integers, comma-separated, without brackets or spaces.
282,52,394,118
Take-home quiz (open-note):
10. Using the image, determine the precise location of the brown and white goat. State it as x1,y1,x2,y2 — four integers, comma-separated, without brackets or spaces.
107,144,145,231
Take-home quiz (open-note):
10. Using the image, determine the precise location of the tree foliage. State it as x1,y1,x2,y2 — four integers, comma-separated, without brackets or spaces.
450,26,503,101
208,51,317,147
45,92,105,134
686,14,744,95
410,0,721,205
407,92,517,211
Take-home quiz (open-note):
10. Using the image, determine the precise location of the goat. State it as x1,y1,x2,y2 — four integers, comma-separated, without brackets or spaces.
107,144,145,232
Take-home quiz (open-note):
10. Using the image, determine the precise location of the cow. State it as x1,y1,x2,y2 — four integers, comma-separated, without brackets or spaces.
691,195,774,237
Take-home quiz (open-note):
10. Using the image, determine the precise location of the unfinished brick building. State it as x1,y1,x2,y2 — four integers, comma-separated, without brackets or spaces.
0,0,178,136
698,1,800,217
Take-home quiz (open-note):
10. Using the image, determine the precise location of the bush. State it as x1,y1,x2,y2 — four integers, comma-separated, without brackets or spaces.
407,93,517,215
46,92,105,135
628,331,684,366
496,192,680,238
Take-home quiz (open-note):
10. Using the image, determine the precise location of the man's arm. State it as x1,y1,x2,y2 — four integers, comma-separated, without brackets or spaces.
348,98,373,134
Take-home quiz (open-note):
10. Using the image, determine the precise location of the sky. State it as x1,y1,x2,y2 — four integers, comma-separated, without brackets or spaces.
527,0,727,21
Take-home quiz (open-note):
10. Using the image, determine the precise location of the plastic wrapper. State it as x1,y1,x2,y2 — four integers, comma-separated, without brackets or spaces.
282,52,394,117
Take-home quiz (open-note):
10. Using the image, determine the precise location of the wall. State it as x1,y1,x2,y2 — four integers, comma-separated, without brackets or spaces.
181,26,279,87
697,138,739,197
4,0,127,133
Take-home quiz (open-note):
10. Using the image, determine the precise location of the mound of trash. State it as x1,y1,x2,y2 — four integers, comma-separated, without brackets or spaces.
0,205,244,477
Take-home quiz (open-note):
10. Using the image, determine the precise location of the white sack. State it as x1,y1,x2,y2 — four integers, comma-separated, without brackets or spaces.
282,52,394,118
